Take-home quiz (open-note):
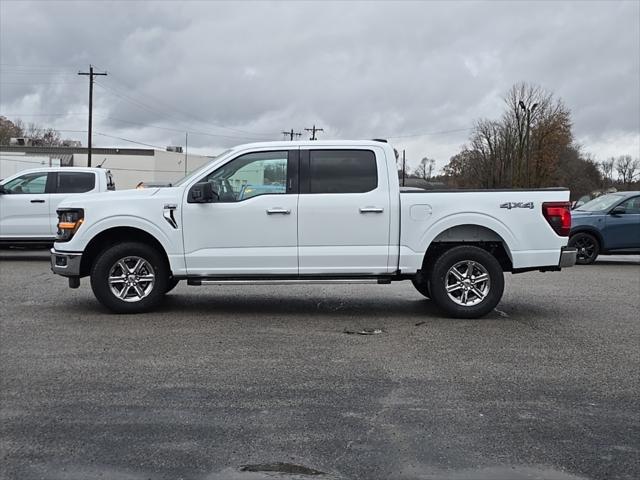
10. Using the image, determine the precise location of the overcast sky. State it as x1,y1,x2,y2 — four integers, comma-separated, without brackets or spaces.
1,0,639,170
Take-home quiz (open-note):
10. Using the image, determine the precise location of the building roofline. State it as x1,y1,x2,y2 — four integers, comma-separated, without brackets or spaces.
0,145,155,156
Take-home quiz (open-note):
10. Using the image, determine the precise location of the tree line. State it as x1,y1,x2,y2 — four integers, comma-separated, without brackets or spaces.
0,116,62,147
401,83,638,198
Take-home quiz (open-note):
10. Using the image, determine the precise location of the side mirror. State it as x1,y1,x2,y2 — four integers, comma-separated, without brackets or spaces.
610,205,626,216
188,181,218,203
0,185,6,194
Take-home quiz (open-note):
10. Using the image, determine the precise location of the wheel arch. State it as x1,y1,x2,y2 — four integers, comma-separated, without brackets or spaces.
418,224,514,273
570,226,604,250
80,226,171,277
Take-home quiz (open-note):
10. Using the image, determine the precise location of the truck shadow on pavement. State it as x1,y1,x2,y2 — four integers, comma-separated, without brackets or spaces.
76,291,516,322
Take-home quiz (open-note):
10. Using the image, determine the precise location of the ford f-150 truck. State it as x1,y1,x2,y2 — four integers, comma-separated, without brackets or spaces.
50,140,576,318
0,167,115,245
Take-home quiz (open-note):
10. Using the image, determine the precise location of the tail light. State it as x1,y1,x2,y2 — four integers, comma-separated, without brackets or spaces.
57,208,84,242
542,202,571,236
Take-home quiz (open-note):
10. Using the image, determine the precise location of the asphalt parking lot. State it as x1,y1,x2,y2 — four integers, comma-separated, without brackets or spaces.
0,250,638,480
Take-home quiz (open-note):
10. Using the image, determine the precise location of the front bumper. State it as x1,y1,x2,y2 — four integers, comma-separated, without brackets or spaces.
50,248,83,277
559,246,577,268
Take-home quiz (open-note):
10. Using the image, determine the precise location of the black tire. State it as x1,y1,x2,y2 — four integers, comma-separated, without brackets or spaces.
164,277,180,294
428,245,504,319
568,232,599,265
411,272,431,298
90,242,169,314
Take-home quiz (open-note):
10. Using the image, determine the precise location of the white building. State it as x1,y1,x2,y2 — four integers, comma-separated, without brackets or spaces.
0,145,213,189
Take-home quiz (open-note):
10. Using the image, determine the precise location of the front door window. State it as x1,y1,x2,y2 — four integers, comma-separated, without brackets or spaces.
3,172,48,194
201,151,288,202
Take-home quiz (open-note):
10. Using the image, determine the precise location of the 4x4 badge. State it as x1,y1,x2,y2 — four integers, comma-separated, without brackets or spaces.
500,202,534,210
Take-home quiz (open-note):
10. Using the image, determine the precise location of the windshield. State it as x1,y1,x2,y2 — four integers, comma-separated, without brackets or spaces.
576,193,623,212
172,150,232,187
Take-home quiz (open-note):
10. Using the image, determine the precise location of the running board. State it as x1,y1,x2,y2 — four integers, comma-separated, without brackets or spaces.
187,277,392,286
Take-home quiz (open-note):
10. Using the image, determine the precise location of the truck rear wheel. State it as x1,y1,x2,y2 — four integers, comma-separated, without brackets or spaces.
428,245,504,319
90,242,168,314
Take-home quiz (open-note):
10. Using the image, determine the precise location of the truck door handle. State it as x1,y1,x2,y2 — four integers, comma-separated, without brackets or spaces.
30,199,45,203
266,208,291,215
359,207,384,214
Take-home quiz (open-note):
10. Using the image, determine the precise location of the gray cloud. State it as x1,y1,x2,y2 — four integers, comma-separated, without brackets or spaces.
1,0,638,168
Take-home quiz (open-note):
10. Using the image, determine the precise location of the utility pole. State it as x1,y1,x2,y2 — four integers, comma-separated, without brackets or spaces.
304,124,324,141
402,149,406,186
282,129,302,141
184,132,188,174
78,65,107,167
519,100,538,188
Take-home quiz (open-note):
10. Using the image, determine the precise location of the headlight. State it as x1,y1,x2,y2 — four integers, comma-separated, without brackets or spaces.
57,208,84,242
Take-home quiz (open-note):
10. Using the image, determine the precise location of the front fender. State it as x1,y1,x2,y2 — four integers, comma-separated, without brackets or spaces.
56,215,179,256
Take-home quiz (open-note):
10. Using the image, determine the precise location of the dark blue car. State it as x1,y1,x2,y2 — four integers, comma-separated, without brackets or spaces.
569,191,640,264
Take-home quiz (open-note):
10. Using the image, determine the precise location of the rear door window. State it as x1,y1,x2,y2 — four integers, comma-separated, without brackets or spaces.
56,172,96,193
307,150,377,194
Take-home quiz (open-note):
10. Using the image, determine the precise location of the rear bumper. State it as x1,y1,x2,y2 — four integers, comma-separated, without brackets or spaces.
50,248,82,277
559,246,577,268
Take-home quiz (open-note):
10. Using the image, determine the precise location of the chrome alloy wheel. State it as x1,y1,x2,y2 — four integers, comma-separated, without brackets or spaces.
445,260,491,307
108,256,156,303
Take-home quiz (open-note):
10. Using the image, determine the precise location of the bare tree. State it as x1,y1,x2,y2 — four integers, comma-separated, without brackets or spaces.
21,122,62,146
413,157,436,180
443,82,573,189
599,157,615,187
615,155,640,185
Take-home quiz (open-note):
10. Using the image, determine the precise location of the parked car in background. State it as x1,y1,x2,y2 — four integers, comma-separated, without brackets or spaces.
0,167,115,245
569,191,640,264
571,188,618,210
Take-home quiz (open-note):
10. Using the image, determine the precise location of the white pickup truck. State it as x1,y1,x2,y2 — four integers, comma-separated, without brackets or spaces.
50,140,576,318
0,167,115,245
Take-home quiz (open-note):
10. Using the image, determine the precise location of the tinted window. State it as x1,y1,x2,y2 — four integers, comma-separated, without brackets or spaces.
202,151,288,202
309,150,377,194
2,172,48,194
576,194,623,212
620,196,640,214
57,172,95,193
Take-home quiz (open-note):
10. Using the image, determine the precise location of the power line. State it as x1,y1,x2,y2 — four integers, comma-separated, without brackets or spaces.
0,81,84,86
94,81,173,125
94,132,164,149
55,129,164,149
1,112,86,117
386,127,473,139
101,116,271,141
93,84,276,141
95,82,270,140
1,111,274,141
0,63,78,69
0,71,78,76
103,73,279,137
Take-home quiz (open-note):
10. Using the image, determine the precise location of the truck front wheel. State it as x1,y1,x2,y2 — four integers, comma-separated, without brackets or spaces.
90,242,169,314
428,246,504,319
